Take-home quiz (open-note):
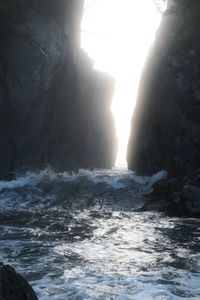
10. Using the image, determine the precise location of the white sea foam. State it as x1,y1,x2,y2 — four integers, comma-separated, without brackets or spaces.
0,168,170,215
143,170,168,194
0,176,33,191
0,168,167,194
150,170,168,185
0,200,199,300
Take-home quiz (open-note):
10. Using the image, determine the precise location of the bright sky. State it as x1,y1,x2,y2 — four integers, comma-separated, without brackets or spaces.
81,0,163,168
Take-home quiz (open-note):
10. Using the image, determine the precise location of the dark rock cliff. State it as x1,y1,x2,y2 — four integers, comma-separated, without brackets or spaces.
127,0,200,177
0,0,116,178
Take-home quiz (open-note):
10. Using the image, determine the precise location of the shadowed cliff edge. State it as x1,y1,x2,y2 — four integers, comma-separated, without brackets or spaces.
127,0,200,177
127,0,200,216
0,0,116,179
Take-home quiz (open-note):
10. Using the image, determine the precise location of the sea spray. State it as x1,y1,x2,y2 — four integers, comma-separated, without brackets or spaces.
1,169,199,299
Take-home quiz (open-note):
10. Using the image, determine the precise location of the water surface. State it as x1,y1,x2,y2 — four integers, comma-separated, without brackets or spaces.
0,169,199,299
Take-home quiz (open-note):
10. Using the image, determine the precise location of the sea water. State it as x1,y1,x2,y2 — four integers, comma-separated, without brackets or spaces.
0,169,199,299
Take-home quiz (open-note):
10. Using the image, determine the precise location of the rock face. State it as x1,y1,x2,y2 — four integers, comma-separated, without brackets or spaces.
182,184,200,217
0,0,116,178
127,0,200,177
0,263,38,299
140,169,200,217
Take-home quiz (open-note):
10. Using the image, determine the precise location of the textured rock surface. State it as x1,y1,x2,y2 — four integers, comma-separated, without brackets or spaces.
182,184,200,217
0,263,38,299
127,0,200,177
0,0,116,177
141,169,200,217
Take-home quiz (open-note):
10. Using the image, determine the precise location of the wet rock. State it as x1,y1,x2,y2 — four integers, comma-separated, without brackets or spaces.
0,263,38,300
140,178,181,213
141,169,200,217
182,184,200,217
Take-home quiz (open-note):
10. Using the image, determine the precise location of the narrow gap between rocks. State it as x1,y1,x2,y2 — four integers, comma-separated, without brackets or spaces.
81,0,165,168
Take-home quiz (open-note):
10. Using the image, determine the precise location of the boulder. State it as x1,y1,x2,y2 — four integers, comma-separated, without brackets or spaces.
0,263,38,300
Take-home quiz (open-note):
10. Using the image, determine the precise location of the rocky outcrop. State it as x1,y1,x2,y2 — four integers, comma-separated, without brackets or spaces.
0,0,116,178
140,169,200,217
127,0,200,178
0,263,38,299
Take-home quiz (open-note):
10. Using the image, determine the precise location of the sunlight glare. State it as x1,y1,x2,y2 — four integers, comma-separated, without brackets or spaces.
81,0,162,168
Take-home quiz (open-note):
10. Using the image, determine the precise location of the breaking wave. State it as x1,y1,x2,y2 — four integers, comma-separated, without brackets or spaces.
1,168,199,300
0,168,167,212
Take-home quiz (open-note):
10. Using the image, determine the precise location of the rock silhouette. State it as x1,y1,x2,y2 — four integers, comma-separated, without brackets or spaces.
0,263,38,300
0,0,116,178
128,0,200,177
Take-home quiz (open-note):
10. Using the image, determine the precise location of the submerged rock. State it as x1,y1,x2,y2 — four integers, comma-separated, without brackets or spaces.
0,263,38,299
